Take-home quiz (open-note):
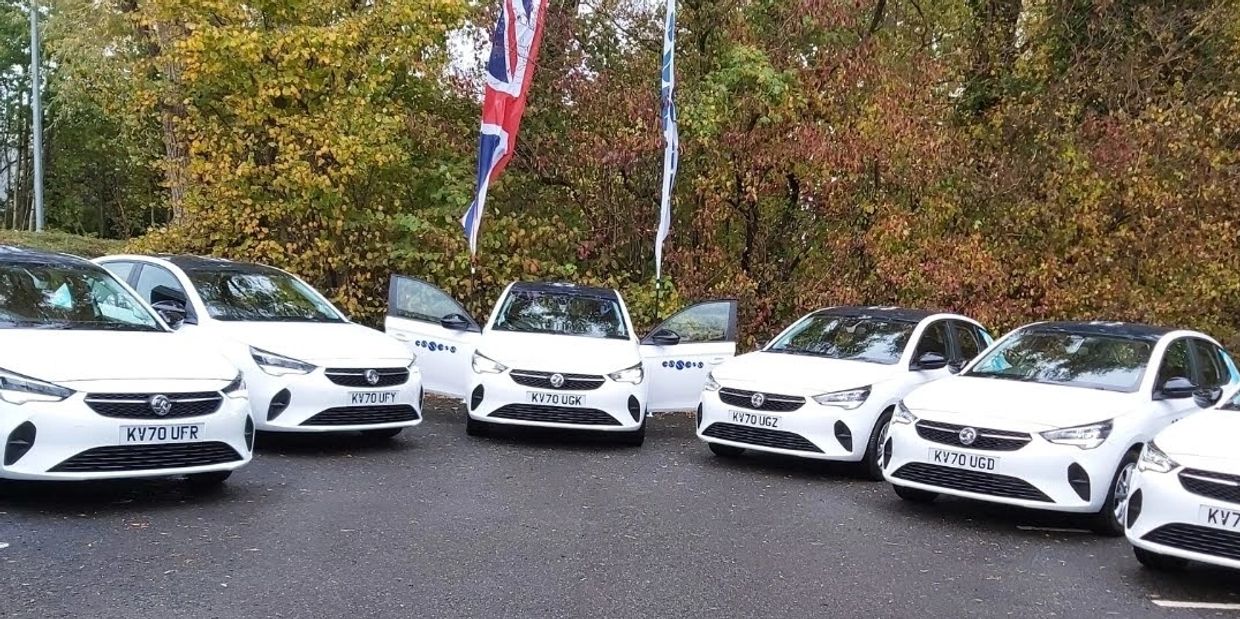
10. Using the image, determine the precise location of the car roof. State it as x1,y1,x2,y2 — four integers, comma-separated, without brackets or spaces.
1022,320,1174,342
811,305,936,323
508,281,619,301
152,254,288,276
0,245,96,268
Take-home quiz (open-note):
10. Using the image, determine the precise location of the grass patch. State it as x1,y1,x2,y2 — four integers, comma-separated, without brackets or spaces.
0,230,127,258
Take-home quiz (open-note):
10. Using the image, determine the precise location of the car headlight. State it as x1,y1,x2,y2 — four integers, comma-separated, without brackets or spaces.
703,371,721,392
608,363,644,384
471,351,507,374
250,346,316,376
892,400,917,425
812,386,871,410
1138,441,1179,474
0,367,74,405
221,372,247,398
1040,419,1113,450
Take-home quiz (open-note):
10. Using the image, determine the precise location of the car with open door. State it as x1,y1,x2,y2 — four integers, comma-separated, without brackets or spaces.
0,247,252,487
697,306,991,479
1125,384,1240,572
384,277,737,445
93,254,422,439
884,321,1238,536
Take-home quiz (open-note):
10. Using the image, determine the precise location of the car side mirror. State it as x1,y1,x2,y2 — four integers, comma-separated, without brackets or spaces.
911,351,949,371
1156,376,1196,400
151,299,187,329
649,329,681,346
440,313,471,331
1193,386,1223,409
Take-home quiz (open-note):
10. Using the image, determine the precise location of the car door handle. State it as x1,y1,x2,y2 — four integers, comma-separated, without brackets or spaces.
392,332,411,342
708,357,726,365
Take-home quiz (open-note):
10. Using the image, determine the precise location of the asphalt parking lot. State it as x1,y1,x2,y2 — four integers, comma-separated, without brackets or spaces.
2,399,1239,618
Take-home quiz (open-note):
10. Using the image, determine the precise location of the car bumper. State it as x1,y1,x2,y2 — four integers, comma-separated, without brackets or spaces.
0,394,252,481
467,372,645,431
1126,468,1240,571
247,366,424,432
695,389,878,461
883,420,1122,513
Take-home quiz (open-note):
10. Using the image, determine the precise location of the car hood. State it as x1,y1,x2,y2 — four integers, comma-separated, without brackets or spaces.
713,351,901,394
1154,410,1240,464
904,376,1135,431
209,321,411,365
1,330,236,383
478,330,639,374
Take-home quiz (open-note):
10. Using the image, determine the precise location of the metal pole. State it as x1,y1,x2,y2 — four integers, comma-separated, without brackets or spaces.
29,0,44,232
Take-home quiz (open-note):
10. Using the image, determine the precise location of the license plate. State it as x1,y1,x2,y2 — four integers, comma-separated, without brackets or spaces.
730,410,781,429
350,391,398,405
929,448,999,472
527,391,584,406
1199,505,1240,530
121,424,204,444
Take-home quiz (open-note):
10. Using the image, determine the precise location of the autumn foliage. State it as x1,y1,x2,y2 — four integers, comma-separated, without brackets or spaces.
44,0,1240,348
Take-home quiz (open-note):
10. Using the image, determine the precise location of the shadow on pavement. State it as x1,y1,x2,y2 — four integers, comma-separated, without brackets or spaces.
0,475,252,514
254,430,417,456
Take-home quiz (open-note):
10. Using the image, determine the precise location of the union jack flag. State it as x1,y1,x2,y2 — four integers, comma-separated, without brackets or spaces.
461,0,549,259
655,0,678,281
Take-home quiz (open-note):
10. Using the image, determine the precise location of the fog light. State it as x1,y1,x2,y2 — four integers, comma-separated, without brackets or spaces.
267,389,291,421
834,421,853,452
4,421,36,465
1127,488,1143,528
696,404,703,428
470,385,484,411
627,396,641,422
883,436,894,468
1068,463,1091,501
244,416,255,451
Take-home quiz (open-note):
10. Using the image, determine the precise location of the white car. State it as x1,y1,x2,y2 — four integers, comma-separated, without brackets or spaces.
0,247,251,486
1126,385,1240,571
94,255,422,439
885,321,1238,535
384,278,738,445
698,306,991,479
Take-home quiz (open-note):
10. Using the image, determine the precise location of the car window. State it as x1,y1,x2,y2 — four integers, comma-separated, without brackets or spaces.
1155,338,1192,386
0,262,163,331
100,261,136,284
951,321,983,362
389,276,470,324
650,301,731,343
914,320,950,359
134,264,187,304
1191,339,1228,389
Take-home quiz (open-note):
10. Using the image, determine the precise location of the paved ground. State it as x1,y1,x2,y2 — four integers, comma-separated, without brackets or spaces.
2,399,1239,618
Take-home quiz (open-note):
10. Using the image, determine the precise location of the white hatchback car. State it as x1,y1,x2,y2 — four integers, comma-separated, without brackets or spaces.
384,278,738,445
0,247,251,486
698,306,991,479
1126,385,1240,571
885,321,1238,535
95,255,422,439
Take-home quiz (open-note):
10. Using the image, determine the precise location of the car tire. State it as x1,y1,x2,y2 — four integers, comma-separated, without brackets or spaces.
465,415,490,437
861,409,894,481
361,427,403,440
1133,546,1189,571
893,484,939,504
184,471,231,490
1091,449,1140,537
708,443,746,458
618,419,646,447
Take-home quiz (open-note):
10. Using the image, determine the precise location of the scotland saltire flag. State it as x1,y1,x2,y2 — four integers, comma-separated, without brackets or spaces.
655,0,678,281
461,0,549,258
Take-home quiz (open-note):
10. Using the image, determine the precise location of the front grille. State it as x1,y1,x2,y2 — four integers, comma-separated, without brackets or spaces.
915,421,1031,452
490,404,621,426
50,442,242,473
1180,469,1240,505
718,388,805,412
1143,524,1240,562
324,368,410,388
302,405,420,427
510,370,605,391
85,392,222,419
701,422,823,453
891,463,1053,502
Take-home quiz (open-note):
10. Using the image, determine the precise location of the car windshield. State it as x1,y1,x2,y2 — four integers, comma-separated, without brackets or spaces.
766,313,915,365
0,261,163,331
965,330,1153,392
186,269,344,323
491,289,628,340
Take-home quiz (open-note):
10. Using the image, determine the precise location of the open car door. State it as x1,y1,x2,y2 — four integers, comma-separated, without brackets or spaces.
385,275,482,399
641,299,738,413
